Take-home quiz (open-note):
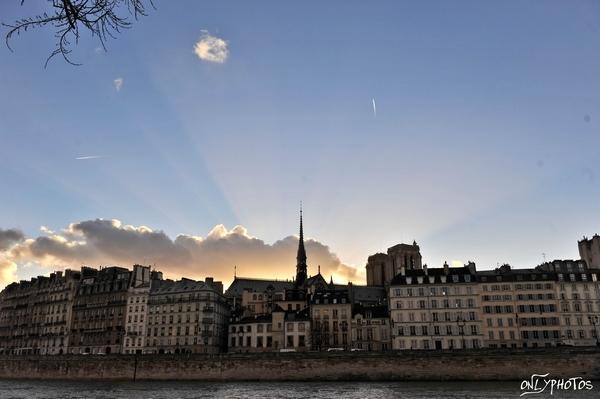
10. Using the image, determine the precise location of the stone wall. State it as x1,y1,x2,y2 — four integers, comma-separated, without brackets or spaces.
0,348,598,381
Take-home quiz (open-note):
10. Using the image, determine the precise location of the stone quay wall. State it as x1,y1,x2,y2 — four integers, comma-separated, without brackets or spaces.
0,348,598,381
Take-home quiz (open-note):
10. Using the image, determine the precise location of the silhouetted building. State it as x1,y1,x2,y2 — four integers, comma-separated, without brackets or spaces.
579,235,600,269
69,266,132,354
366,241,422,286
0,270,80,355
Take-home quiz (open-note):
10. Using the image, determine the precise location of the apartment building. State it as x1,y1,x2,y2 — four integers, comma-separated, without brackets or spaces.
69,267,132,354
389,264,483,350
0,270,80,355
145,277,228,354
310,290,352,350
351,304,391,351
122,265,152,354
479,265,560,348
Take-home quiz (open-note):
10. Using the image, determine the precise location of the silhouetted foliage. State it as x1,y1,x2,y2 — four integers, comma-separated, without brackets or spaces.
3,0,155,67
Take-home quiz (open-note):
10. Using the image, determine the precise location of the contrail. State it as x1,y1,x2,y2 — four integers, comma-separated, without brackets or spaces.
75,155,105,160
372,98,377,118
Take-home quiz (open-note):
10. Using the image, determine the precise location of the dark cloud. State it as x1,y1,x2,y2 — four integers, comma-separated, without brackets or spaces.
8,219,360,284
0,228,24,251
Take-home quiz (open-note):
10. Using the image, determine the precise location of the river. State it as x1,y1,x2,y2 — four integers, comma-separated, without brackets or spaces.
0,380,597,399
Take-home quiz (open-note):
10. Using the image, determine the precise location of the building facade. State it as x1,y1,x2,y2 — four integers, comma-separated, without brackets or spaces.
122,265,151,354
69,267,132,355
389,264,483,350
479,265,561,348
351,304,391,351
146,277,228,354
310,290,352,350
0,270,80,355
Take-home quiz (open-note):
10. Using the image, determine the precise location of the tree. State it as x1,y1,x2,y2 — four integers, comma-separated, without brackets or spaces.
3,0,155,67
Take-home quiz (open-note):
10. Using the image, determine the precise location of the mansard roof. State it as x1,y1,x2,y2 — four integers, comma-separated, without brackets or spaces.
352,303,389,319
310,289,350,305
225,277,294,297
150,278,216,294
390,266,474,286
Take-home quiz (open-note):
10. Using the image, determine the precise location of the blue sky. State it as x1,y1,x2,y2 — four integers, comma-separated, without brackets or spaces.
0,1,599,284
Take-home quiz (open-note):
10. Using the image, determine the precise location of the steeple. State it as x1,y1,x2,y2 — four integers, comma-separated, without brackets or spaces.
295,205,308,287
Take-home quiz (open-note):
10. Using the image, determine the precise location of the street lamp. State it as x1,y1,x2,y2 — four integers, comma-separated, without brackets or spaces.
588,315,599,346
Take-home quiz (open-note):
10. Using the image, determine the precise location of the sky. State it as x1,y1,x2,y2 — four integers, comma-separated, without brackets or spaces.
0,1,599,288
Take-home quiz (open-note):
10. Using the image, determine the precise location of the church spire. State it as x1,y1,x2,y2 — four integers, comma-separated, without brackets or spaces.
295,204,308,287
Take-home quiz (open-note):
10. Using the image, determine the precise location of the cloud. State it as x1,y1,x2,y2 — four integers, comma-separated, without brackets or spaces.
113,77,123,92
5,219,359,286
194,32,229,63
0,228,24,251
75,155,106,160
0,258,17,288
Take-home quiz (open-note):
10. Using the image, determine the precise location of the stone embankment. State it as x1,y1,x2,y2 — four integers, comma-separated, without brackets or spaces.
0,348,598,381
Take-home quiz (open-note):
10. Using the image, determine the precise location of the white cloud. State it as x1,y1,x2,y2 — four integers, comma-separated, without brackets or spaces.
113,77,123,92
2,218,359,285
194,32,229,63
0,258,17,288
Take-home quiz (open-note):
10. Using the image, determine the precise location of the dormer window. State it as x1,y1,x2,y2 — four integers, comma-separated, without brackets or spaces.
417,276,423,284
464,275,471,283
441,276,447,283
406,277,412,284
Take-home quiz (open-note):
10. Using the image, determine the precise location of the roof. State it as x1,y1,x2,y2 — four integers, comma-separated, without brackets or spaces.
150,278,216,294
348,285,386,304
390,266,474,285
352,303,389,319
225,277,294,297
310,290,350,305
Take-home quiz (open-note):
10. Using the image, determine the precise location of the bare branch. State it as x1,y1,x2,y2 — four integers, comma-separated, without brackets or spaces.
3,0,156,67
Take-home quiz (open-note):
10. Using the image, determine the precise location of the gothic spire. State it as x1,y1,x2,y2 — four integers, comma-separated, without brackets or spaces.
295,204,307,287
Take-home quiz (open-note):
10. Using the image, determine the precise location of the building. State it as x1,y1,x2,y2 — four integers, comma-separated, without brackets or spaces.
479,265,561,348
538,260,600,346
351,304,391,351
579,235,600,268
366,242,422,286
69,266,132,354
146,277,228,354
122,265,152,354
389,263,483,350
0,270,80,355
310,290,352,350
228,307,310,352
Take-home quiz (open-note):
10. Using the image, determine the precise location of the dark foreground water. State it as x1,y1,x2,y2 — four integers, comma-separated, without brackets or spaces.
0,380,597,399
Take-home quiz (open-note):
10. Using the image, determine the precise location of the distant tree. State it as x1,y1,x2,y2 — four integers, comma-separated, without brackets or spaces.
3,0,155,67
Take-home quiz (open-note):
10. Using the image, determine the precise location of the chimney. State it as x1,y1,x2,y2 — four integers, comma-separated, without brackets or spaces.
443,261,449,275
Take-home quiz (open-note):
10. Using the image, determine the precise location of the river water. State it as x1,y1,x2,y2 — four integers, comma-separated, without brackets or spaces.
0,380,597,398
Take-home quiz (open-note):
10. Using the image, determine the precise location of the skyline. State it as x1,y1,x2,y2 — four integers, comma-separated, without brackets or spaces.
1,1,600,287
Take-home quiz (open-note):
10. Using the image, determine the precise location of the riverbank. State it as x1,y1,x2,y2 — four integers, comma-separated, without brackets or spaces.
0,348,598,381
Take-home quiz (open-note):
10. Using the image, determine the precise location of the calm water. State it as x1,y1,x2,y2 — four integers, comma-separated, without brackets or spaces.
0,380,597,399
